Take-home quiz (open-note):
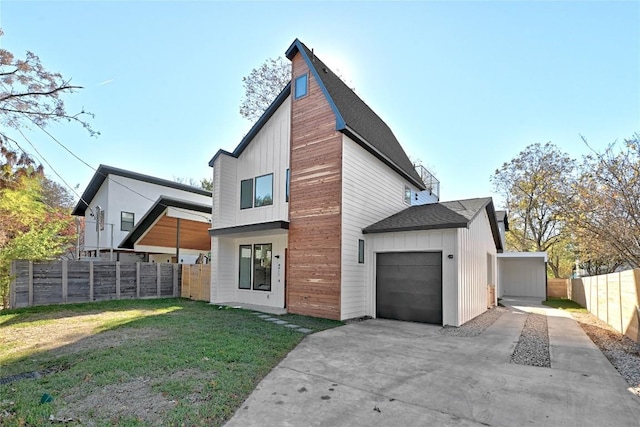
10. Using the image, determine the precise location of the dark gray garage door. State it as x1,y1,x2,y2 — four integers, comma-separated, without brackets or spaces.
376,252,442,324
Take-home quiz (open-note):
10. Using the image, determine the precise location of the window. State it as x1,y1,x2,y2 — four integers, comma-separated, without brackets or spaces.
253,243,272,291
295,74,308,99
286,169,290,202
239,245,252,289
240,179,253,209
254,174,273,207
121,211,134,231
358,239,365,264
404,185,412,205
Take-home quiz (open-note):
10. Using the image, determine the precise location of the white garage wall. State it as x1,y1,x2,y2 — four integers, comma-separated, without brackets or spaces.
457,209,497,326
341,135,426,320
366,229,458,325
499,258,546,298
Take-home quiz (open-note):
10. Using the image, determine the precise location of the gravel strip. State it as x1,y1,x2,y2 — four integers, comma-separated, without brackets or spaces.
440,306,508,337
572,311,640,397
511,313,551,368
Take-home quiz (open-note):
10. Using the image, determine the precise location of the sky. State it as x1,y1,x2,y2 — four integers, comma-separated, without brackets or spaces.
1,0,638,208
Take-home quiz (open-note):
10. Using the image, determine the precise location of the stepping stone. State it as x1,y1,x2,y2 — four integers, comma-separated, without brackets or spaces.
252,312,263,315
273,320,288,325
285,324,300,329
257,314,271,318
263,317,279,322
296,328,313,334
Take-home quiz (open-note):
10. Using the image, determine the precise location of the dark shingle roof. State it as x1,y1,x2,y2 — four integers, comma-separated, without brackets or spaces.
72,165,212,216
363,197,503,251
286,39,425,190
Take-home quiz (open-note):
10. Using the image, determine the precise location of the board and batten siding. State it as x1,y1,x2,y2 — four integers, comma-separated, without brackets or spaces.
210,236,235,303
366,230,457,325
341,135,424,319
456,208,497,326
211,96,291,230
287,50,343,320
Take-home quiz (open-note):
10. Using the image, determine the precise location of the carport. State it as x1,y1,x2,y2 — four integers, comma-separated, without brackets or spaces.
497,252,547,298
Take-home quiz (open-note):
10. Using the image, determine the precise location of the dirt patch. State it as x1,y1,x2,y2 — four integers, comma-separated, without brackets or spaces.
55,369,215,425
56,377,176,426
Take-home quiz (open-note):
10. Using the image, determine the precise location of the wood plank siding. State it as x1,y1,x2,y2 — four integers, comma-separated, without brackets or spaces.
287,51,343,319
138,216,210,251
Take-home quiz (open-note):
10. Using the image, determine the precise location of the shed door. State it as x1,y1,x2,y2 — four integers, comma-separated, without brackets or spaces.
376,252,442,324
500,258,546,298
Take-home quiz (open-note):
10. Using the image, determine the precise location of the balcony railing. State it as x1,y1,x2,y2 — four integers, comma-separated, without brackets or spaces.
415,164,440,199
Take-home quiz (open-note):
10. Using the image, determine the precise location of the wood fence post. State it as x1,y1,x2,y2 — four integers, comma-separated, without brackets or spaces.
116,261,121,299
9,261,16,309
62,259,68,304
156,263,161,297
89,262,94,301
136,262,141,298
173,264,179,297
28,261,34,307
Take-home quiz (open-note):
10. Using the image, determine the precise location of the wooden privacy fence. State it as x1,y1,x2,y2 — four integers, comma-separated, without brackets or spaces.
569,269,640,344
547,278,569,298
181,264,210,302
9,260,181,309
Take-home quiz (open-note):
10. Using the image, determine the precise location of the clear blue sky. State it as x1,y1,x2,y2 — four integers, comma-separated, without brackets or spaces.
1,1,638,207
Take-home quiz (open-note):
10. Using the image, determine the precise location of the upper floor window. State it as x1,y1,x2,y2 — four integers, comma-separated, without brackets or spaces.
121,211,134,231
295,74,308,99
240,179,253,209
286,169,290,202
404,185,411,205
255,174,273,207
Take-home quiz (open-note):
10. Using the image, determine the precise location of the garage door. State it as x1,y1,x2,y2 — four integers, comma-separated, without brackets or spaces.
499,258,546,298
376,252,442,324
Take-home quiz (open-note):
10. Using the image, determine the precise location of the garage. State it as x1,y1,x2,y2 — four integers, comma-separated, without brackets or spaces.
498,252,548,299
376,252,442,324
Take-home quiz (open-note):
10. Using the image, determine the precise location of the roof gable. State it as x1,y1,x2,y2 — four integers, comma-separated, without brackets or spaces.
119,196,212,249
71,165,212,216
208,82,291,167
363,197,503,251
286,39,425,190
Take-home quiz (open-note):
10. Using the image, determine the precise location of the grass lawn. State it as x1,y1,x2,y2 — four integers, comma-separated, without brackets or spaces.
0,298,343,426
542,297,588,313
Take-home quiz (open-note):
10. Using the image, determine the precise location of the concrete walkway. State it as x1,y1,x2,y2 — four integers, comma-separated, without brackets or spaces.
226,299,640,426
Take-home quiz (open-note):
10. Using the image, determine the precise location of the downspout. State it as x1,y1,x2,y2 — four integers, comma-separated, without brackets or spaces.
176,218,181,264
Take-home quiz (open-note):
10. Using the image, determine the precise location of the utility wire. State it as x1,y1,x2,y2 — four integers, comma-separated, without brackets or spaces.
12,108,213,223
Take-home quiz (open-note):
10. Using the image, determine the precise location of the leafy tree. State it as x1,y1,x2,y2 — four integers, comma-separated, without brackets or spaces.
566,134,640,271
492,142,576,278
200,177,213,192
0,30,96,139
239,57,291,121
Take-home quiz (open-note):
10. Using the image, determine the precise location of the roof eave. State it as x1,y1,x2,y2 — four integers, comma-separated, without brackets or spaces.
363,222,468,234
342,126,426,191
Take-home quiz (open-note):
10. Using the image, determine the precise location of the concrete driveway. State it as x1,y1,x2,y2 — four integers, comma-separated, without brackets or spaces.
226,299,640,426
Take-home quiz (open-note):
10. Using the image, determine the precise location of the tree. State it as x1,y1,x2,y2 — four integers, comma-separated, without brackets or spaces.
492,142,576,278
0,141,76,307
566,134,640,271
239,57,291,121
0,30,97,139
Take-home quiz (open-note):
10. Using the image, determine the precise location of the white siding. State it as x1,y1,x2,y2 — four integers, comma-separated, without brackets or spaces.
456,209,497,326
366,230,458,325
499,258,546,298
83,175,211,252
210,233,287,308
211,236,235,302
213,96,290,230
341,135,427,319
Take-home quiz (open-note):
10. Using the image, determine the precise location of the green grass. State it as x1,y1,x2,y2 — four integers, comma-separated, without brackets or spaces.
0,298,343,426
543,297,588,313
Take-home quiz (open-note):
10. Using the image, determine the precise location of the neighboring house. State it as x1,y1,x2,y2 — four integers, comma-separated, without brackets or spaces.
208,39,502,326
72,165,212,263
